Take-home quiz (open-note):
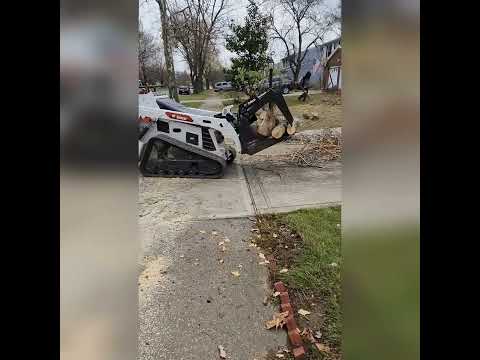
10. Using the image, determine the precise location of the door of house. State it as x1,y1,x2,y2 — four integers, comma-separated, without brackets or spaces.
328,66,340,89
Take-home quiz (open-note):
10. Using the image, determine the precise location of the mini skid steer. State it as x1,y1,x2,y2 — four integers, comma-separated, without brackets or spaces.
138,89,295,178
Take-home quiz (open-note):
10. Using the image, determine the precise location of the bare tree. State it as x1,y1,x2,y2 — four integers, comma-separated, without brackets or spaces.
138,22,159,85
268,0,335,85
168,0,228,93
203,45,221,90
156,0,179,101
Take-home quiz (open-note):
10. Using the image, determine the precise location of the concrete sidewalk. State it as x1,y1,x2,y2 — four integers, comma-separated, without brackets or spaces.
138,140,341,359
139,159,341,221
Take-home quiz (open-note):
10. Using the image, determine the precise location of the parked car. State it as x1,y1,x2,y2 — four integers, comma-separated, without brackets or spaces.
259,76,294,94
214,81,233,92
178,86,192,95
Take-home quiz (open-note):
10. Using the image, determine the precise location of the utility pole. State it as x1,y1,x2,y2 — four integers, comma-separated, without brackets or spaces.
156,0,179,101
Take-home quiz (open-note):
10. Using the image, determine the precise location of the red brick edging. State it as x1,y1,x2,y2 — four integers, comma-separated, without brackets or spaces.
273,281,306,359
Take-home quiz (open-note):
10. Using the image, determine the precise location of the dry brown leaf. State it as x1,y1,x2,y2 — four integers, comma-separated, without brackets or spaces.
224,238,231,242
258,253,266,260
221,246,227,252
212,231,218,235
199,230,206,234
279,268,289,274
314,343,331,353
265,311,289,330
231,271,240,277
300,328,316,343
258,261,270,265
298,309,311,316
218,345,227,358
218,241,225,246
219,259,224,264
273,233,278,238
273,291,281,297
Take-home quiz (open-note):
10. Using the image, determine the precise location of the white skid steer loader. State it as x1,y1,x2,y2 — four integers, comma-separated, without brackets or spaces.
138,89,294,178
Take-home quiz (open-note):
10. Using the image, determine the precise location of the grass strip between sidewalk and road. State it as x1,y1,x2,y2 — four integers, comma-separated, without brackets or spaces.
255,206,341,360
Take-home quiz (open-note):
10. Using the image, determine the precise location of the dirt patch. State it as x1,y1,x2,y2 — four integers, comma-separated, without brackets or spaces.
252,215,304,278
252,215,341,360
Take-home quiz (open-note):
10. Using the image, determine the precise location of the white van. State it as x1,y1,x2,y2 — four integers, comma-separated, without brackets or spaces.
214,81,233,92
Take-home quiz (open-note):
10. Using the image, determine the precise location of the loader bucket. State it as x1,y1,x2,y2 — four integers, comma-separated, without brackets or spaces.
237,89,294,155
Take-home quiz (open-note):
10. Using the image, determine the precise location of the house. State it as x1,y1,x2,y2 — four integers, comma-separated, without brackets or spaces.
274,37,341,89
323,46,342,91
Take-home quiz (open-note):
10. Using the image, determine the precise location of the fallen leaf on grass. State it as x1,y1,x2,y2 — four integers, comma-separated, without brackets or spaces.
314,343,331,353
314,331,322,339
258,253,266,260
218,345,227,358
298,309,311,317
300,328,316,343
231,271,240,277
265,311,289,330
279,268,289,274
273,291,281,297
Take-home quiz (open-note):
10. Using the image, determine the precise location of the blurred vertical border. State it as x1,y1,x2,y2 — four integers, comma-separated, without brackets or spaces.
60,0,138,359
343,0,420,359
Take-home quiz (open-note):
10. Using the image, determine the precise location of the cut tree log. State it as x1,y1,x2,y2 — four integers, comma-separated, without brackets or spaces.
272,124,286,139
287,123,297,135
257,108,278,137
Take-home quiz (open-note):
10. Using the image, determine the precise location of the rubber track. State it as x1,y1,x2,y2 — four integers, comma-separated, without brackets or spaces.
139,133,226,179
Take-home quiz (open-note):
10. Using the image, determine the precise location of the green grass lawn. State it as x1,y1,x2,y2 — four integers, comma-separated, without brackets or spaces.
254,207,341,359
279,207,342,357
179,91,210,101
180,101,203,109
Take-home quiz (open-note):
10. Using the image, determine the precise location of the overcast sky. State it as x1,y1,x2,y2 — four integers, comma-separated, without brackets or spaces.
139,0,340,72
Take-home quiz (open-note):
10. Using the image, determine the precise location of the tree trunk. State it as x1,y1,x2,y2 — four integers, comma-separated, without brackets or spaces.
205,75,210,90
141,65,149,87
293,66,301,88
157,0,178,102
193,77,204,93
